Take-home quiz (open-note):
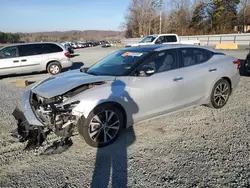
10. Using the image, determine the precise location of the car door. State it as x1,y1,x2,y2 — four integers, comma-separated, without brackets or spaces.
18,44,42,74
125,49,187,123
176,48,214,106
0,46,21,76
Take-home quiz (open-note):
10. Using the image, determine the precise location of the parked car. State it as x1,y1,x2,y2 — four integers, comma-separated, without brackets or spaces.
71,43,78,49
13,44,240,149
62,43,74,54
102,42,111,48
0,42,72,76
125,34,200,47
76,42,83,48
244,51,250,74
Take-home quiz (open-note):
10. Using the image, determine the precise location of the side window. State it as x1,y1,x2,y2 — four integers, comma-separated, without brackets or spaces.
140,49,178,74
156,36,165,43
165,35,177,42
180,48,212,68
194,49,212,64
18,44,43,56
180,48,196,67
42,44,63,54
0,46,18,59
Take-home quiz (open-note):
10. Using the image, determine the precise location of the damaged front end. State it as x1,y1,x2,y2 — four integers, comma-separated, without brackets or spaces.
12,82,104,150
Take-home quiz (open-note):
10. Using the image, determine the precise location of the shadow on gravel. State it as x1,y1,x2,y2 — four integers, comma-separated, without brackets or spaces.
91,80,138,188
70,62,84,70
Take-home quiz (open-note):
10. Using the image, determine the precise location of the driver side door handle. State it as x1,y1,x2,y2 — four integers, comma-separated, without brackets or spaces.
209,68,217,72
173,77,184,82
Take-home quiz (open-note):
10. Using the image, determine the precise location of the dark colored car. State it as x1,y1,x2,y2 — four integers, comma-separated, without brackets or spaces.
64,43,74,54
102,42,111,48
92,42,99,46
245,51,250,74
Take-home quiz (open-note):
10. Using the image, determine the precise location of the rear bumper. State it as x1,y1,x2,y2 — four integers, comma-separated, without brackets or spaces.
61,59,73,69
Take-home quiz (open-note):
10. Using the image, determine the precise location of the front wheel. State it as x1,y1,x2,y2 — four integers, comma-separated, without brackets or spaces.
77,105,123,148
208,78,231,109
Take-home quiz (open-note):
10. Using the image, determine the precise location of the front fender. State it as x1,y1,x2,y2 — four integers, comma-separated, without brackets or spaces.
64,82,125,118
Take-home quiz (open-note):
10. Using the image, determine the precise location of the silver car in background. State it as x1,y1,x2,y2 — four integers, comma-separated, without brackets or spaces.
0,42,72,76
13,44,240,148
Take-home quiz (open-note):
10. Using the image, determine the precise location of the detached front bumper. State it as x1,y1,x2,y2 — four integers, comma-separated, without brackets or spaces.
19,90,43,126
12,90,47,146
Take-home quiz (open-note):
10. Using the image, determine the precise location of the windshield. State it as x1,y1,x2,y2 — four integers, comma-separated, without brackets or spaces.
139,36,156,43
86,50,150,76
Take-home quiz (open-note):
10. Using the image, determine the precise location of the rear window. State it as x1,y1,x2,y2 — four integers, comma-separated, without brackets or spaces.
42,44,63,54
18,44,43,56
165,35,177,42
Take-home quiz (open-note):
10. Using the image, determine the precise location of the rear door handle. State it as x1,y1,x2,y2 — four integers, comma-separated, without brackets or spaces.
173,77,184,82
209,68,217,72
13,60,19,63
21,59,27,62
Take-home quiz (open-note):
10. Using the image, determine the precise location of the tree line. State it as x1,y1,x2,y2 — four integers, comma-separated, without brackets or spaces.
0,32,21,43
124,0,250,38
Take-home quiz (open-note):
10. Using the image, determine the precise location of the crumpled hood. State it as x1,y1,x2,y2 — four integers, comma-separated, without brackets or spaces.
32,70,116,98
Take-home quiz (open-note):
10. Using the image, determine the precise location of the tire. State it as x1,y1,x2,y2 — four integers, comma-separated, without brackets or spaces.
77,104,123,148
208,78,231,109
47,61,62,75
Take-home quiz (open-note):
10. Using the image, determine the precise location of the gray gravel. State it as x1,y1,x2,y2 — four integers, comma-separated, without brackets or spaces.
0,47,250,188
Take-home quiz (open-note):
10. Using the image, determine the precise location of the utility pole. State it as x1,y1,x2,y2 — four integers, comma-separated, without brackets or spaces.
159,10,162,34
159,0,165,34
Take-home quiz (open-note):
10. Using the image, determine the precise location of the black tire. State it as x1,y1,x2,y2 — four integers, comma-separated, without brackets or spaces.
77,104,123,148
208,78,231,109
47,61,62,75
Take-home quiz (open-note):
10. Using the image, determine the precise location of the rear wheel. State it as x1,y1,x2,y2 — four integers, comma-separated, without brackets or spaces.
208,79,231,109
77,105,123,148
47,62,62,75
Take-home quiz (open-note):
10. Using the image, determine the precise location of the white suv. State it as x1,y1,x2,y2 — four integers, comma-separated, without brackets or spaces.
0,42,73,76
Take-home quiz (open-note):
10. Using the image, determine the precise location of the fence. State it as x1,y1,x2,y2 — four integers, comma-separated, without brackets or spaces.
121,33,250,48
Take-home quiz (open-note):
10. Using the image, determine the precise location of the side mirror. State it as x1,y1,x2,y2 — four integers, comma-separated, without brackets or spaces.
80,64,89,73
137,66,155,76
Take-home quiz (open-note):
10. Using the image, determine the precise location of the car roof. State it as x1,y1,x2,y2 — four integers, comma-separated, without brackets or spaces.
3,42,61,48
146,33,178,38
121,45,164,52
122,44,219,53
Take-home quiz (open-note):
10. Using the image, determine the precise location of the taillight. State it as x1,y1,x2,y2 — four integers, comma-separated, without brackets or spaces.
233,60,241,70
64,52,70,58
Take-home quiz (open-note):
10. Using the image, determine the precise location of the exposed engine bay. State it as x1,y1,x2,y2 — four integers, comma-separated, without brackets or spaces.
12,82,105,152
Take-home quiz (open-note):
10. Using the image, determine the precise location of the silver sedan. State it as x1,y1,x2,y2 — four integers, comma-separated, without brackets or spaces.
13,44,240,148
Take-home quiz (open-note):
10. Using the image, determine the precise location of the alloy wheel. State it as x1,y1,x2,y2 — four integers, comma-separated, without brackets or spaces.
88,110,120,144
213,82,230,107
49,65,60,74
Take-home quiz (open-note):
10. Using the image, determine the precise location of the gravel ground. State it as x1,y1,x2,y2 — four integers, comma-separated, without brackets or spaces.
0,47,250,188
